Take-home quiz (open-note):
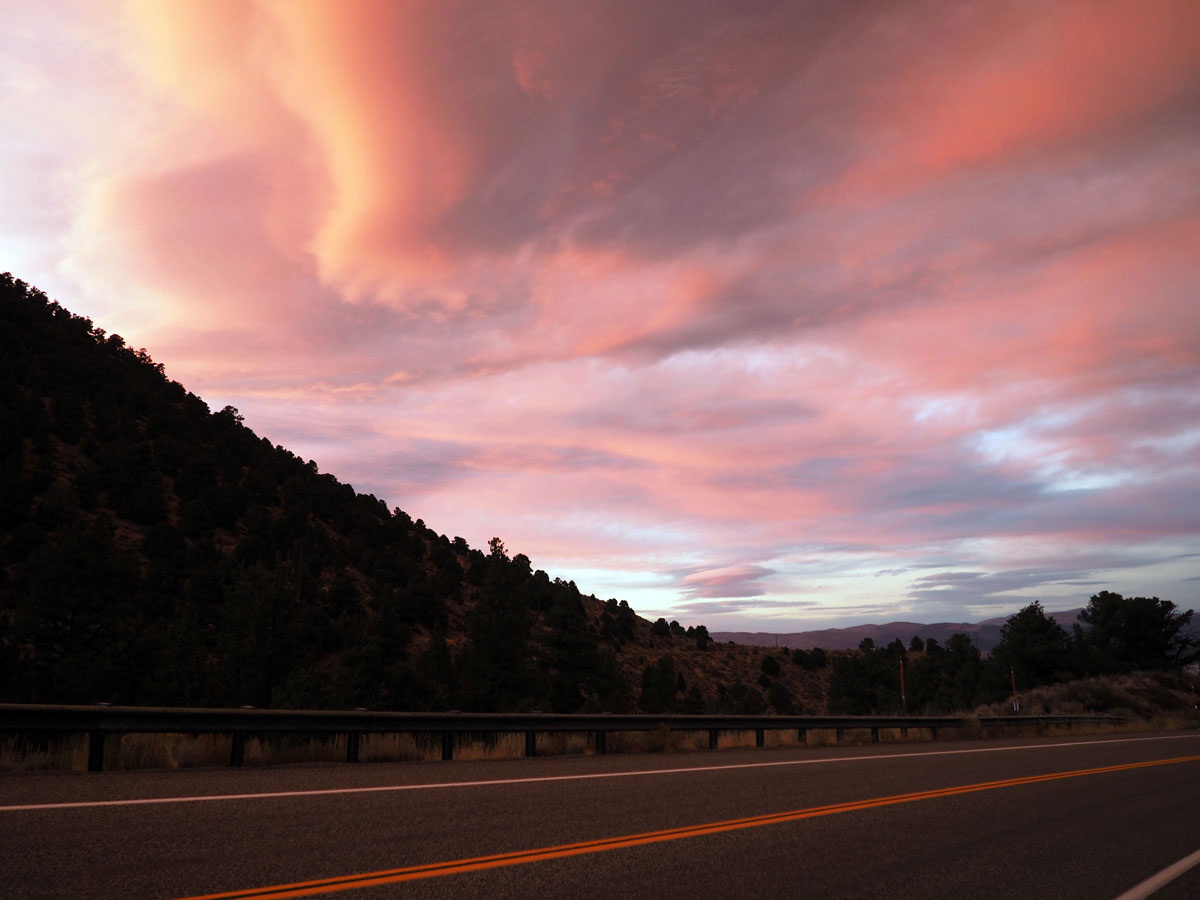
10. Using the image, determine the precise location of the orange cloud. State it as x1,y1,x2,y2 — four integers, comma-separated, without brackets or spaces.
9,0,1198,624
823,0,1200,201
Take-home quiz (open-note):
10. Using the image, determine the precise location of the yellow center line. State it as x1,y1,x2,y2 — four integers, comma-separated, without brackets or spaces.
174,753,1200,900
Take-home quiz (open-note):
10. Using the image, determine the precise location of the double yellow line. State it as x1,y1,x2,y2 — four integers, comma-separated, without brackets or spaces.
177,753,1200,899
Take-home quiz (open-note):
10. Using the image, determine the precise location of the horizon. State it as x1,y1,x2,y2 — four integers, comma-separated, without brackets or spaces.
2,2,1198,630
709,605,1088,636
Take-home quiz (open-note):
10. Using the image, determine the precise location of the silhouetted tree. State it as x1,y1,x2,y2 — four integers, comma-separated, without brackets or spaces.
12,516,142,702
991,602,1070,689
714,680,767,714
1077,591,1197,673
457,548,534,710
768,681,794,714
639,655,680,713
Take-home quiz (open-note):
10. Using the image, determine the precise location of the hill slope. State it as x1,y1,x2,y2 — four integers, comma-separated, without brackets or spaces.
0,273,825,714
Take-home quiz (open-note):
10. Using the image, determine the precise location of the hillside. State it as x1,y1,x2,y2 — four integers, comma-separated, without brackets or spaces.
0,273,827,714
974,670,1198,724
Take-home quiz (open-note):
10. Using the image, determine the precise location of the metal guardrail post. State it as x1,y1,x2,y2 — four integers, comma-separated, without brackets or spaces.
525,731,537,757
755,728,764,748
87,732,105,772
871,727,879,743
230,733,246,766
708,728,719,749
797,727,806,745
346,732,360,763
900,726,908,738
441,733,453,761
835,727,844,742
594,731,606,754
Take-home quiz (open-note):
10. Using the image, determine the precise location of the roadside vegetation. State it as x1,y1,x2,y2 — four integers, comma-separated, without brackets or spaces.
829,594,1198,716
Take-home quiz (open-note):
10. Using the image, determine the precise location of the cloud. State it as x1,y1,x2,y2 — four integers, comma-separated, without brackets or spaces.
6,0,1199,628
819,0,1200,201
666,597,825,621
678,564,775,599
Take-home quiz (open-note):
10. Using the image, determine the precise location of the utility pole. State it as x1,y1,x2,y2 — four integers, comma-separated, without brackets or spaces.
1010,665,1019,713
900,656,907,713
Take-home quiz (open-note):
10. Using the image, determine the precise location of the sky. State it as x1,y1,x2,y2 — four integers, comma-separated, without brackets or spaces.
2,0,1198,631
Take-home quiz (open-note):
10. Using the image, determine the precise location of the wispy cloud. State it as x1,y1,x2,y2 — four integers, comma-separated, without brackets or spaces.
2,0,1197,627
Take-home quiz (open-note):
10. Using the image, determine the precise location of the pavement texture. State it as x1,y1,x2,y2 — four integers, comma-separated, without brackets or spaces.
4,730,1200,899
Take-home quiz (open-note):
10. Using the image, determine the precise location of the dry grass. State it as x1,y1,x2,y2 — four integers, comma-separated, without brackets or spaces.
973,670,1198,722
5,670,1194,771
0,730,600,771
6,713,1191,772
0,721,1022,771
359,732,450,763
0,733,88,771
0,723,919,771
609,636,833,716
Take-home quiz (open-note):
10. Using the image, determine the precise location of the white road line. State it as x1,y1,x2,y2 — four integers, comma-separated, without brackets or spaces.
1112,847,1200,900
3,732,1198,813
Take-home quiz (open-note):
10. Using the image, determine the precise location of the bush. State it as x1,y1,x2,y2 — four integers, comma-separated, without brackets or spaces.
768,681,794,714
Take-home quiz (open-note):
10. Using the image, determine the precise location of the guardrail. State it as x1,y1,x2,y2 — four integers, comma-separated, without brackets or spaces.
0,704,1126,772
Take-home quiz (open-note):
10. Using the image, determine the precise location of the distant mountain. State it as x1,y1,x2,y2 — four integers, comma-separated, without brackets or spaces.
714,609,1086,653
0,273,823,715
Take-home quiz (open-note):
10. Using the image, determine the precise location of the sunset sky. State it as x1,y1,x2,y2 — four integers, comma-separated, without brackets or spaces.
3,1,1198,630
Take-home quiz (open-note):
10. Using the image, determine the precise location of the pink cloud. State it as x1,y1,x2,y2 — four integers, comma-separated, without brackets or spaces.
6,0,1198,625
680,565,775,600
821,0,1200,200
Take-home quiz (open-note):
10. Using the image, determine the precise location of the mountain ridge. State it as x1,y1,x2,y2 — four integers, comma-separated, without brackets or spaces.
714,609,1086,653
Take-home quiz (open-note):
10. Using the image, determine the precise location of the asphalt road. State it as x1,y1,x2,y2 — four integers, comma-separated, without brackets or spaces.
4,731,1200,899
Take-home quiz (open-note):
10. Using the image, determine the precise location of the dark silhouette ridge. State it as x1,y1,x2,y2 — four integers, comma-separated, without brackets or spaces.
0,273,827,713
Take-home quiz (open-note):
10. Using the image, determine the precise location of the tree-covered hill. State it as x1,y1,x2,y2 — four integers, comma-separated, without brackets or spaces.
0,273,825,714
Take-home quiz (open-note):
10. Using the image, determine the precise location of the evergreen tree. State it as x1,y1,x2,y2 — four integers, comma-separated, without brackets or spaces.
991,602,1071,690
1077,591,1197,673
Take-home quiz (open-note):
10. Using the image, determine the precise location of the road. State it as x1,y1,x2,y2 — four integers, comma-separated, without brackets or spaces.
3,731,1199,899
